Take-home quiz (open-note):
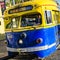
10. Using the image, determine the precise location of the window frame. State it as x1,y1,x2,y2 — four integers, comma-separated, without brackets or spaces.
21,13,42,27
45,10,52,25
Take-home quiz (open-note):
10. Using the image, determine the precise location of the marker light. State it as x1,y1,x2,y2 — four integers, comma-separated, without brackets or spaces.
20,32,27,39
36,38,43,44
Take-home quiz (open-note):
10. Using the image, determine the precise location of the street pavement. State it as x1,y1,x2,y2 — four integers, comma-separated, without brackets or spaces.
0,40,60,60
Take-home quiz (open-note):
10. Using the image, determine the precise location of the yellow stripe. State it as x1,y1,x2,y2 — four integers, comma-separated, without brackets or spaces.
5,24,57,32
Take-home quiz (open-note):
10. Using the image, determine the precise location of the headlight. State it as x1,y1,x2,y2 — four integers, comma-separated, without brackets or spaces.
19,39,23,44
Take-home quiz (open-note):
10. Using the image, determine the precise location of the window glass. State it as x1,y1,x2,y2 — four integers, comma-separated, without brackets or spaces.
45,11,52,24
53,11,59,24
55,12,59,23
21,14,42,27
6,17,20,29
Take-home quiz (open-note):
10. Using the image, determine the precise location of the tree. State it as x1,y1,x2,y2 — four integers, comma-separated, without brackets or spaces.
6,0,21,6
15,0,21,4
10,0,21,5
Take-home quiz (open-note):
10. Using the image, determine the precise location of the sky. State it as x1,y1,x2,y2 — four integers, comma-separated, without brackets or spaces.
56,0,60,4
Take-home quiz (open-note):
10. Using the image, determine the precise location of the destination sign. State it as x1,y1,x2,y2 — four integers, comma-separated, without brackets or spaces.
8,5,33,14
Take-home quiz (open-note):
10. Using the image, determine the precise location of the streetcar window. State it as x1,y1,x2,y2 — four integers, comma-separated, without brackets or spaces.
21,14,42,27
45,11,52,24
54,12,59,23
6,17,20,29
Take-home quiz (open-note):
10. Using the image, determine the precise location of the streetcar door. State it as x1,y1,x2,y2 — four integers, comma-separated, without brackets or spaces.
52,11,59,46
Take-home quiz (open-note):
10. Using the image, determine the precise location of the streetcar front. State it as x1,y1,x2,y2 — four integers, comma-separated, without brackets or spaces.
4,0,59,59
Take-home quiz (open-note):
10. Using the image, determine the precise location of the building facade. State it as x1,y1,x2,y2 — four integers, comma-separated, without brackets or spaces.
0,1,5,34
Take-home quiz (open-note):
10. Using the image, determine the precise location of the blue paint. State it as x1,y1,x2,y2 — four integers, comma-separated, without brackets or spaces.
58,25,60,30
34,46,56,58
6,26,58,58
57,25,60,44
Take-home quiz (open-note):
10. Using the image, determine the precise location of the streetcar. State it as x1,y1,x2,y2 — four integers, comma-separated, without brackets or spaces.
4,0,59,59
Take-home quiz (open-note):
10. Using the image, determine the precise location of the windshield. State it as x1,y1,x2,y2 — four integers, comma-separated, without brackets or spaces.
21,14,42,27
6,17,20,29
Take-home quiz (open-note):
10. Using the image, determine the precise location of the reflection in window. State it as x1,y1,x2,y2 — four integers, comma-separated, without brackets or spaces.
21,14,42,27
6,17,20,29
55,12,59,23
45,11,52,24
54,13,58,24
12,18,17,28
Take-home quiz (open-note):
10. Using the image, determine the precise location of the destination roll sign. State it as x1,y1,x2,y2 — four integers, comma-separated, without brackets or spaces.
8,5,33,14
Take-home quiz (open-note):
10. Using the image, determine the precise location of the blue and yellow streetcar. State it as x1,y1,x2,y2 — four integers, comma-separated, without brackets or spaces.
4,0,59,59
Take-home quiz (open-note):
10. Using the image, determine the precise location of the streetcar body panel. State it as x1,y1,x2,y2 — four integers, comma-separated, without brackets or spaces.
6,26,57,58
